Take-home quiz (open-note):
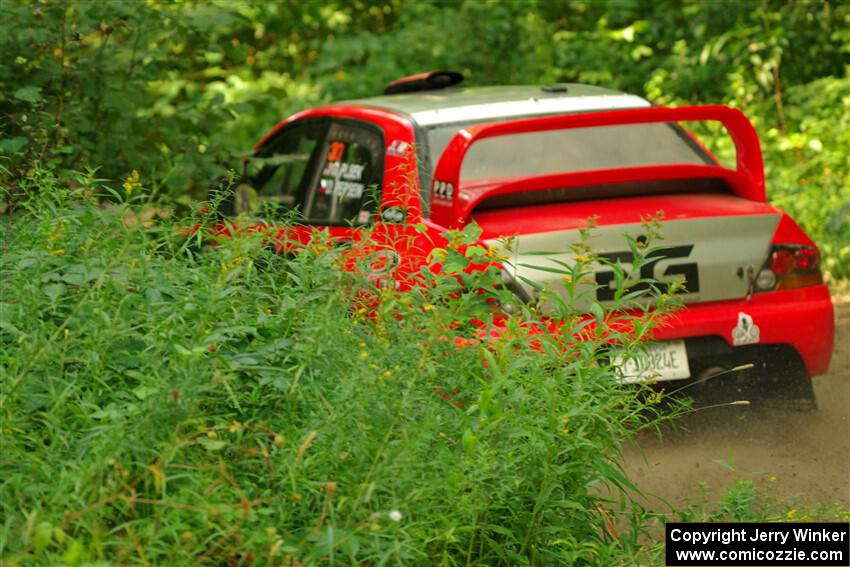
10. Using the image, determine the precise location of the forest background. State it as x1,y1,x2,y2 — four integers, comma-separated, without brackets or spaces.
1,0,848,277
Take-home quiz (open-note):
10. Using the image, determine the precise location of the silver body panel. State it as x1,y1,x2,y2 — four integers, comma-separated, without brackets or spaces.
488,214,780,312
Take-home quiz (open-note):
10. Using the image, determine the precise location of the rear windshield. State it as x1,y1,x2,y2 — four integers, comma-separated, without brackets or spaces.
424,121,714,188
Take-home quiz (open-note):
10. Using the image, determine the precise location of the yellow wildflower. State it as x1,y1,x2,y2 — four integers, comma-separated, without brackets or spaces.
647,390,664,405
123,169,142,194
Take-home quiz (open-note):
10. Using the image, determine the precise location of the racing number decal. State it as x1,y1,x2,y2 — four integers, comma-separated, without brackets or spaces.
327,141,346,162
595,245,699,301
432,180,454,202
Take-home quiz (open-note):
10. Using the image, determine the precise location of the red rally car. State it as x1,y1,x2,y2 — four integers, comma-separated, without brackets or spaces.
221,71,834,403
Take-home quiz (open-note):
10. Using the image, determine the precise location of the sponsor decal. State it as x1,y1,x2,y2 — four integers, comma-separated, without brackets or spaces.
318,178,364,199
386,140,411,157
731,311,760,345
595,245,699,301
320,160,367,199
432,180,454,202
323,161,366,181
380,206,407,223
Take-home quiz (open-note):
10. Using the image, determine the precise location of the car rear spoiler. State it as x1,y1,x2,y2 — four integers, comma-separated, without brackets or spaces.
429,105,765,228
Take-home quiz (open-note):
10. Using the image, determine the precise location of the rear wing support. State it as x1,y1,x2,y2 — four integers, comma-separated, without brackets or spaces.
429,105,765,228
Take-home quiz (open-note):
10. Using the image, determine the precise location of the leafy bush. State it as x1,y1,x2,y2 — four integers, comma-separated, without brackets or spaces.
0,170,680,565
761,77,850,280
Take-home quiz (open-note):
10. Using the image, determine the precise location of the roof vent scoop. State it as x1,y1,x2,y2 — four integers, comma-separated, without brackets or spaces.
541,84,568,93
383,70,464,95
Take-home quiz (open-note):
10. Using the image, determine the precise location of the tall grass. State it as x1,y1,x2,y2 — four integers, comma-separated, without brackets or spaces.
1,169,678,566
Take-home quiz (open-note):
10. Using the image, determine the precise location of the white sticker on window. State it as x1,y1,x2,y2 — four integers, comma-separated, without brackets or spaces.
323,162,366,181
320,178,364,199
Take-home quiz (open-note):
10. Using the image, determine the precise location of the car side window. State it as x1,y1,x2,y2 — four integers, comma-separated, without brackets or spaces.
239,119,329,217
303,120,384,226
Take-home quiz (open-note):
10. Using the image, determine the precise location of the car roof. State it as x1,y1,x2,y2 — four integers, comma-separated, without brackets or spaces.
343,84,651,128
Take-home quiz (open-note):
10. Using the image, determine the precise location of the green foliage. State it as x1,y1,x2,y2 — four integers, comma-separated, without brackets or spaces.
0,169,684,565
761,77,850,279
675,479,850,524
0,1,389,197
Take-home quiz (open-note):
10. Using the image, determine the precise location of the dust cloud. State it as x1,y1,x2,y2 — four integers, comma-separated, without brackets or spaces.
624,296,850,510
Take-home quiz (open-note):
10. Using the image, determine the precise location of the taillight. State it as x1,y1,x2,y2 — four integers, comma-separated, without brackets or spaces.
769,248,795,276
770,245,818,275
757,245,822,292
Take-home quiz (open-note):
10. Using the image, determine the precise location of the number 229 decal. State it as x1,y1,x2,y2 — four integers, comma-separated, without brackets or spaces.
594,245,699,301
432,180,454,201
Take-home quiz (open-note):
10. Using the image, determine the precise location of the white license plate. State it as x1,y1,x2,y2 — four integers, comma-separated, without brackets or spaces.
613,340,691,384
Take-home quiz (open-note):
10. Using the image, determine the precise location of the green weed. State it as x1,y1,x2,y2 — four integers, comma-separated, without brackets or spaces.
1,168,685,566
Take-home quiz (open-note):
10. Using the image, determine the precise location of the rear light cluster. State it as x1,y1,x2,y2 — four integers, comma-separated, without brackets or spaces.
755,245,822,292
770,246,818,275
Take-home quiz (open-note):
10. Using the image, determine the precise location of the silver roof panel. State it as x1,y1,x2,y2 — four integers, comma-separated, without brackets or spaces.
343,84,651,127
409,94,650,126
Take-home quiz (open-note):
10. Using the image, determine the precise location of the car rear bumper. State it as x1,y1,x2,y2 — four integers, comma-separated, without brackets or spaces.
650,284,835,377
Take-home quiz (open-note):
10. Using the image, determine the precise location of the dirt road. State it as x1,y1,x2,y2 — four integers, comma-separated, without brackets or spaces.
623,295,849,510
